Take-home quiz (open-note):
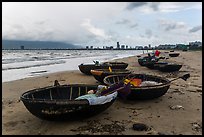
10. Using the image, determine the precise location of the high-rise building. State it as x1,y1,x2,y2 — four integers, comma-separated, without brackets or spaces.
117,42,120,49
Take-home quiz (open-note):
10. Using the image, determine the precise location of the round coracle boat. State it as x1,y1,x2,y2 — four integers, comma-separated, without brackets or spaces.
103,62,128,69
78,62,128,75
145,61,167,69
169,53,180,57
103,74,171,100
20,84,117,121
137,56,150,66
157,63,182,72
138,56,160,66
90,69,132,84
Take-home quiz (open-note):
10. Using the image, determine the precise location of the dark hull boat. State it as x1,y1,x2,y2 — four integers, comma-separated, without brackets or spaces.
138,56,160,66
90,69,131,84
157,63,182,72
145,62,167,69
21,84,116,121
137,56,149,66
104,74,170,100
169,53,180,57
145,61,182,72
78,62,128,75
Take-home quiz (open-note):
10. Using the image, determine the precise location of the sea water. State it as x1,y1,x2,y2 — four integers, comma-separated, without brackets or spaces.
2,49,149,82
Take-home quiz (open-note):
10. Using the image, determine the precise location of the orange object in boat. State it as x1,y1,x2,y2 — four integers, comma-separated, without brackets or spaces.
90,70,103,76
129,78,142,87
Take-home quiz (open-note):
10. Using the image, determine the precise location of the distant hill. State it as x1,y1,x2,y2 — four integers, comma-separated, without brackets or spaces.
2,40,82,49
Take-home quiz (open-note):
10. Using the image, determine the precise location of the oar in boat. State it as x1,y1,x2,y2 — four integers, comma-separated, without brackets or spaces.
169,73,190,83
103,72,138,97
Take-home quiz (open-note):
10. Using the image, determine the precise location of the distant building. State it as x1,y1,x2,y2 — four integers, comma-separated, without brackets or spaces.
157,44,176,49
144,46,148,50
20,45,24,50
105,46,113,50
189,41,202,50
135,46,143,50
189,41,202,47
176,44,187,50
117,42,120,49
121,45,125,49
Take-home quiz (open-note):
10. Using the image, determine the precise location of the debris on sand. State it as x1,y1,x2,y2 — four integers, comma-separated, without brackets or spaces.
191,122,202,132
132,123,150,131
169,105,184,110
70,120,125,135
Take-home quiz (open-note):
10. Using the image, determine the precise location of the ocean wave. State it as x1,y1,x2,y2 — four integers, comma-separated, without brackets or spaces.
2,60,66,71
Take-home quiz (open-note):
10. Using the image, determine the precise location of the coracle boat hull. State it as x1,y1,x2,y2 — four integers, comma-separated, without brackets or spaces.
157,63,182,72
21,84,116,121
104,74,170,100
138,56,159,66
78,62,128,75
169,53,180,57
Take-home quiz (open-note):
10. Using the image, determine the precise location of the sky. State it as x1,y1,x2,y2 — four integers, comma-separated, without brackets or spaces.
2,2,202,47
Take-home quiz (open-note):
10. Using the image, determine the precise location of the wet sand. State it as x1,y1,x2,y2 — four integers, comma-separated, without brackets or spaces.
2,50,202,135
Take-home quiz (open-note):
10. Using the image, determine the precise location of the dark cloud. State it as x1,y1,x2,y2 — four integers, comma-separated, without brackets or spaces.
150,2,160,11
126,2,160,11
165,24,177,31
159,19,186,31
126,2,147,10
130,23,138,28
116,19,138,29
189,25,202,33
116,19,130,24
165,23,185,31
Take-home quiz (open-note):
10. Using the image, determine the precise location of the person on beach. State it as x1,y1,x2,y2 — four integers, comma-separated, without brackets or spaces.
155,50,161,57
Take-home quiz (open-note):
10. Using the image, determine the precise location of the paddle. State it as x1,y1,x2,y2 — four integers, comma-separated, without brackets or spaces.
169,73,190,83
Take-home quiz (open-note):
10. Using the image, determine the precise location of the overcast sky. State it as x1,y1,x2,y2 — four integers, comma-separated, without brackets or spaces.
2,2,202,47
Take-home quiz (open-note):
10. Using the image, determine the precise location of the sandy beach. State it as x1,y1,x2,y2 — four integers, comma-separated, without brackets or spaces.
2,50,202,135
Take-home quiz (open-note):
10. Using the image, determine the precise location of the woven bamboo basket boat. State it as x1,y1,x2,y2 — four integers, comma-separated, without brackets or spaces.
20,84,116,121
157,63,182,72
138,56,160,66
78,62,128,75
169,53,180,57
103,74,171,100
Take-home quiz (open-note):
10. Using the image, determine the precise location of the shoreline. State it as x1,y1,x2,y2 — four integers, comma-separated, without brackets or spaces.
2,50,202,135
2,50,145,83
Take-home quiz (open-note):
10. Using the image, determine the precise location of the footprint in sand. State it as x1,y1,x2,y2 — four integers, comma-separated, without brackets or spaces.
4,121,18,127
